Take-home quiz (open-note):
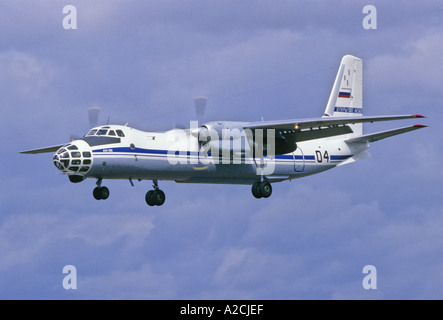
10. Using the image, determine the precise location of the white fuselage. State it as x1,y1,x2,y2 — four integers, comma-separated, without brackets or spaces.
53,124,368,185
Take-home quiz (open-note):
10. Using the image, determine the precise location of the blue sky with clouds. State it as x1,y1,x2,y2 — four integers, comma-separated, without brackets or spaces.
1,0,442,299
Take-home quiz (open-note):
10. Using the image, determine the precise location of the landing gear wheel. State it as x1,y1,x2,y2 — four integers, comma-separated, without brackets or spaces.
259,181,272,198
251,181,272,198
93,186,110,200
252,181,262,199
152,189,166,206
145,189,166,206
145,190,155,206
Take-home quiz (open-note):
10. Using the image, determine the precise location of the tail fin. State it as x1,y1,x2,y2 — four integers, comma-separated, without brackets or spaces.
323,55,363,135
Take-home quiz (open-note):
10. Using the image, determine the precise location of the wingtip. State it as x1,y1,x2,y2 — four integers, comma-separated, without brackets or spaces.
413,124,427,128
414,114,426,118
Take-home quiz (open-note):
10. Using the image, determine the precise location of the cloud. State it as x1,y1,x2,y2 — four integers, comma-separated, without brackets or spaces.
368,31,443,95
0,211,154,271
0,51,57,101
79,263,176,299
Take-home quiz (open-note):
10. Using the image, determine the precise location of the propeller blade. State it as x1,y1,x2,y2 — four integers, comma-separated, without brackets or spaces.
194,96,207,125
173,123,187,129
69,134,81,141
88,106,101,128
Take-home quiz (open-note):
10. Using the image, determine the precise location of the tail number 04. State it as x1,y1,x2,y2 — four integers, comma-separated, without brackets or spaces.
315,150,330,163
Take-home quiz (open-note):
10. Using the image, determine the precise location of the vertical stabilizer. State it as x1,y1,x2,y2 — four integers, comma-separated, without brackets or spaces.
323,55,363,135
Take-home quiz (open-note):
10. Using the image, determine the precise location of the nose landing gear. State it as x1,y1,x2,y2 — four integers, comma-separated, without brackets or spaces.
145,180,166,206
93,178,110,200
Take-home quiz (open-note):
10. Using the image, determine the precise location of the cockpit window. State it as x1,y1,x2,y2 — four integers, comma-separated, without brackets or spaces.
67,145,78,150
97,129,108,136
108,130,116,136
87,129,97,136
116,130,125,137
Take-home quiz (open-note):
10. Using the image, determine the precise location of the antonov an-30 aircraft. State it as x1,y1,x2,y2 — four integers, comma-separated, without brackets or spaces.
21,55,426,206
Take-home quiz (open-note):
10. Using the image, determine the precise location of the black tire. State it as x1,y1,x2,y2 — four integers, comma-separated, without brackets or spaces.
100,186,110,200
152,189,166,206
145,190,155,206
259,181,272,198
252,181,262,199
93,187,102,200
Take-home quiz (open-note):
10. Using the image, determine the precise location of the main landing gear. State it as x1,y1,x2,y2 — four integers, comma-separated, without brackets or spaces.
92,178,165,206
93,178,109,200
145,179,166,206
251,181,272,199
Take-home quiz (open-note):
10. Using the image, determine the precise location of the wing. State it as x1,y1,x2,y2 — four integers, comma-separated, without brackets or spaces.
20,144,65,154
245,114,424,131
243,114,425,155
244,114,424,142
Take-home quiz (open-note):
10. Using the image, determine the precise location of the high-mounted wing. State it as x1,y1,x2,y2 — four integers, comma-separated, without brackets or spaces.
243,114,425,155
245,114,425,142
245,114,424,132
20,144,64,154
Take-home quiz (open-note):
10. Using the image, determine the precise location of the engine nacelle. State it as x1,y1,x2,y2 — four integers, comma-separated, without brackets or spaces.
191,121,298,156
191,121,245,142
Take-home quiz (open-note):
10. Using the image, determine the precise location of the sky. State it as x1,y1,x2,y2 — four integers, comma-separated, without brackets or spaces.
1,0,442,299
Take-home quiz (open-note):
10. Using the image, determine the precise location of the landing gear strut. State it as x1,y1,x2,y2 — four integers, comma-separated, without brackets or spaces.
93,178,110,200
145,179,166,206
251,181,272,199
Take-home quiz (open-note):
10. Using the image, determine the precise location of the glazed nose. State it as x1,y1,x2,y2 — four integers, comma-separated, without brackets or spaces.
52,143,93,174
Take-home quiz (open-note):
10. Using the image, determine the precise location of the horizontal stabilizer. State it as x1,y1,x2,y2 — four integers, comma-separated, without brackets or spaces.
346,125,427,144
20,144,64,154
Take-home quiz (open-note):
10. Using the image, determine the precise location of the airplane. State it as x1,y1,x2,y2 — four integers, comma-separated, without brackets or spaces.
20,55,426,206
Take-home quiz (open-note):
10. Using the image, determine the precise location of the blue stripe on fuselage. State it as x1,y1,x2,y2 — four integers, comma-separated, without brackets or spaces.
92,147,351,162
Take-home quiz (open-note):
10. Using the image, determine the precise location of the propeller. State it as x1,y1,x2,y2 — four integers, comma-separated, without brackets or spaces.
192,96,209,170
69,106,101,141
88,106,101,128
173,96,208,129
194,96,207,125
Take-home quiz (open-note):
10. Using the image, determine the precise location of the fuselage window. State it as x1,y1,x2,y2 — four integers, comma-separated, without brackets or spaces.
108,130,116,136
116,130,125,137
97,129,108,136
